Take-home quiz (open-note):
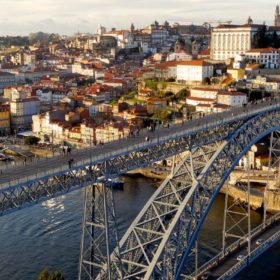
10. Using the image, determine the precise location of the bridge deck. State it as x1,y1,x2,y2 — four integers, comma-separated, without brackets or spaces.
0,100,278,190
197,218,280,279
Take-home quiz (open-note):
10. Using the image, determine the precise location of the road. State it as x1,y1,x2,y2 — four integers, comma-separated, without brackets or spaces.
201,217,280,279
0,100,279,189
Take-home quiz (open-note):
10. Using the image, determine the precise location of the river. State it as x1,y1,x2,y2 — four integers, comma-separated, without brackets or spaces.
0,176,279,279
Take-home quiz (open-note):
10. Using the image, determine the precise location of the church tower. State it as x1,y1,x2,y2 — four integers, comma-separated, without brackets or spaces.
275,5,280,26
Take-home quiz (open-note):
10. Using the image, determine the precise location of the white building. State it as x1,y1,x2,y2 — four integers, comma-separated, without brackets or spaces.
10,97,40,129
177,60,214,82
166,50,192,62
217,91,247,106
210,24,260,61
186,87,219,106
105,30,135,48
245,48,280,68
71,63,95,77
187,88,247,112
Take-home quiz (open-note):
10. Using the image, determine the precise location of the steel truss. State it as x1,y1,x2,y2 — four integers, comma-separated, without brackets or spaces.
0,119,243,216
222,153,252,258
98,110,280,279
78,183,122,280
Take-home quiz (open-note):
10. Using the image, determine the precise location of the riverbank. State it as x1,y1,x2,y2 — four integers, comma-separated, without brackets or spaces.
127,167,280,213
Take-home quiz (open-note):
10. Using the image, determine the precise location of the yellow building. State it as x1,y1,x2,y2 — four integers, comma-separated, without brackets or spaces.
0,104,10,134
227,68,245,81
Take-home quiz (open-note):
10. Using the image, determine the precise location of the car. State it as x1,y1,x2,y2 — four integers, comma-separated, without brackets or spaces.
256,238,263,245
236,255,245,261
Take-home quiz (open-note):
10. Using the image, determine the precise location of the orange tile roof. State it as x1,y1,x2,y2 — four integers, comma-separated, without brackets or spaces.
192,87,219,92
177,60,212,67
246,48,278,53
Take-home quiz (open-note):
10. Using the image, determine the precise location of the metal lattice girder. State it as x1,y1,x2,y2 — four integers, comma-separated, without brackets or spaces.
1,101,280,216
78,183,123,280
102,110,280,279
0,119,244,216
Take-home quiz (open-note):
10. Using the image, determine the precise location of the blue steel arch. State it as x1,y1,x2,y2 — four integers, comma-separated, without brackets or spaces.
174,113,280,279
103,109,280,280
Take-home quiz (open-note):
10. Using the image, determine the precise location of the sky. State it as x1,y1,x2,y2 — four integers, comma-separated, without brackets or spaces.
0,0,278,35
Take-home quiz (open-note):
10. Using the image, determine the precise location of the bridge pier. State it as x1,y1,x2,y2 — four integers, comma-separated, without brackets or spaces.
78,182,122,280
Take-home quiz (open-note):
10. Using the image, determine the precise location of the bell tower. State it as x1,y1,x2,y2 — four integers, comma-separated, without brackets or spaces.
275,5,280,26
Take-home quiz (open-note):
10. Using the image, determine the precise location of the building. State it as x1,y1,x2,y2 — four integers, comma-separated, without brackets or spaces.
275,5,280,27
10,97,40,130
146,98,167,114
0,72,16,92
210,24,260,61
155,61,180,80
217,91,247,106
166,50,192,62
177,60,213,82
0,104,10,134
186,87,219,106
245,48,280,68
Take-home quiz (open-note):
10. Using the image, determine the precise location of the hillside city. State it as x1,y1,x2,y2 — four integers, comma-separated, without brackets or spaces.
2,2,280,280
0,7,280,154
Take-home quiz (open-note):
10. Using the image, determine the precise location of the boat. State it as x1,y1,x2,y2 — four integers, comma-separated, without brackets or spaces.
108,178,124,190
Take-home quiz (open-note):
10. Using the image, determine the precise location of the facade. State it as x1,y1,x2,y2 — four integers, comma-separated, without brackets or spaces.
210,24,259,61
245,48,280,68
0,104,10,134
186,87,218,106
155,61,180,80
146,98,167,114
166,51,192,62
217,91,247,106
0,72,16,91
10,97,40,130
177,60,213,82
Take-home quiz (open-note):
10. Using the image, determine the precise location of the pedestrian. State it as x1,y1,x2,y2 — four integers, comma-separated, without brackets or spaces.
68,158,74,169
62,147,66,155
24,157,27,166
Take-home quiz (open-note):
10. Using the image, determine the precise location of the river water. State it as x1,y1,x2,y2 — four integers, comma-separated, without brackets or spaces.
0,176,279,279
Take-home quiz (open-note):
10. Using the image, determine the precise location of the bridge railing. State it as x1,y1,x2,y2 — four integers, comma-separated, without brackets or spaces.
194,211,280,278
218,229,280,280
1,101,280,191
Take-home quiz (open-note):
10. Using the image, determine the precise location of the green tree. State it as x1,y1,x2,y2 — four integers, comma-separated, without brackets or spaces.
202,77,211,85
271,31,280,48
253,25,269,48
144,79,158,91
24,136,40,145
153,108,172,122
37,268,65,280
176,88,190,100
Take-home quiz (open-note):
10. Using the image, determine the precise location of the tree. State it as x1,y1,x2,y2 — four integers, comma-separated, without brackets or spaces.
271,31,280,48
24,136,40,145
153,108,172,122
176,88,190,100
37,269,65,280
253,25,269,48
202,77,211,85
164,20,170,27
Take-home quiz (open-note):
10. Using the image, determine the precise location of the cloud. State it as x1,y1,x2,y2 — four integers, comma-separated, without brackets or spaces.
0,0,277,35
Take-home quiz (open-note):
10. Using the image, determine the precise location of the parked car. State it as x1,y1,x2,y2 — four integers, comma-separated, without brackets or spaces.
236,255,245,261
256,239,263,245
